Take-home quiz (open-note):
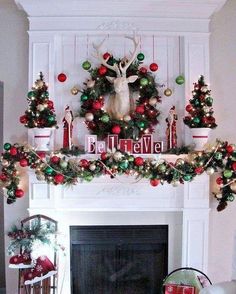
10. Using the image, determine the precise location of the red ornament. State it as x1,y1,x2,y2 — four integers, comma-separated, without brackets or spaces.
195,167,204,175
19,159,28,167
10,147,18,156
149,63,158,72
37,151,46,159
103,52,111,60
112,125,121,135
232,162,236,171
226,145,235,154
15,189,24,198
19,115,28,124
51,155,60,164
139,67,147,74
216,177,223,185
0,174,7,181
80,159,89,168
101,152,107,161
87,121,96,130
57,73,67,82
54,174,64,184
92,101,102,110
150,178,160,187
135,105,145,114
47,100,54,109
185,104,193,113
202,117,208,124
134,157,144,166
98,66,107,76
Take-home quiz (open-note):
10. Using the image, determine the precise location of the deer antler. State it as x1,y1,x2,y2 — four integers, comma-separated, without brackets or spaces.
119,34,140,76
93,37,121,77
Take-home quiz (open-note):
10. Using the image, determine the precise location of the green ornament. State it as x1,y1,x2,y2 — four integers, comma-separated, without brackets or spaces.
158,164,166,173
47,116,55,123
175,75,185,85
44,91,49,97
228,194,235,202
140,78,149,86
27,91,36,98
101,114,110,123
4,143,11,150
137,53,145,61
82,61,91,70
214,152,222,160
194,99,200,106
137,121,145,128
193,117,200,124
85,175,93,182
7,189,14,197
45,166,53,175
120,161,129,170
60,160,68,169
205,97,213,106
224,170,233,178
81,94,88,102
128,156,134,162
183,174,192,181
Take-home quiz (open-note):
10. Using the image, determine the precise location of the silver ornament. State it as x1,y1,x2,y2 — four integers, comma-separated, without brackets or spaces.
206,167,214,175
89,164,96,171
123,115,131,122
85,112,94,122
36,173,46,181
113,151,123,162
149,97,157,106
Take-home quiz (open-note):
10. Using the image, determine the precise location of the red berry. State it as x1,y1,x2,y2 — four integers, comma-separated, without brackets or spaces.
92,101,102,110
101,152,107,161
185,104,193,113
112,125,121,135
80,159,89,168
51,155,60,164
10,147,18,156
57,73,67,82
139,67,147,74
98,66,107,75
19,159,28,167
226,145,234,154
149,63,158,72
15,189,24,198
135,105,145,114
54,174,64,184
232,162,236,171
195,167,204,175
150,178,160,187
19,115,28,124
216,177,223,185
134,157,144,166
103,52,111,60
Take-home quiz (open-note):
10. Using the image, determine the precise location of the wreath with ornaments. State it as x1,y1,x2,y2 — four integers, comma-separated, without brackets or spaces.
80,35,161,140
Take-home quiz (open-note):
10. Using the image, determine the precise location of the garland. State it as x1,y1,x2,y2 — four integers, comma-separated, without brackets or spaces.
80,58,161,140
1,141,236,211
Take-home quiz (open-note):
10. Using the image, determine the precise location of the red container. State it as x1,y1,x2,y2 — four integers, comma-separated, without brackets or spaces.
165,284,195,294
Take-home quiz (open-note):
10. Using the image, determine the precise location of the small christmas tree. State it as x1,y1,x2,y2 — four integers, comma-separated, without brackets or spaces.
19,72,58,128
183,75,217,129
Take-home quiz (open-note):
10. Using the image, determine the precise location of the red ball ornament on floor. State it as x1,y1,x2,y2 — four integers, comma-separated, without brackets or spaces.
150,178,160,187
19,115,28,124
80,159,89,168
185,104,193,113
19,159,28,167
232,162,236,171
216,177,223,185
57,73,67,82
10,147,18,156
135,105,145,114
103,52,111,60
139,67,147,74
134,157,144,166
51,156,60,164
15,189,24,198
92,101,102,110
112,125,121,135
54,174,64,184
226,145,235,154
149,63,158,72
98,66,108,76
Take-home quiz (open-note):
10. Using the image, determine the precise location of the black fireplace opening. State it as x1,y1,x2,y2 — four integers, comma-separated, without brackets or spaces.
70,225,168,294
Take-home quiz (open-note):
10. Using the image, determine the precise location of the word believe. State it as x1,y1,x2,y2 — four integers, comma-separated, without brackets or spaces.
85,135,163,154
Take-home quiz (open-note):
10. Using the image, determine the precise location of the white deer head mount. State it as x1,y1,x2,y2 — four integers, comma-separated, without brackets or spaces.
93,35,140,120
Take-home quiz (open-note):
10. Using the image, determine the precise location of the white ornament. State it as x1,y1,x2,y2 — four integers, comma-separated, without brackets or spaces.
89,164,96,171
149,97,157,106
113,151,123,161
87,80,95,88
37,104,45,111
123,115,131,122
85,113,94,122
206,167,214,175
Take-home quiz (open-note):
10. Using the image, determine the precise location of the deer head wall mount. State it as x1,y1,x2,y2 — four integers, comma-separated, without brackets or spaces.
93,35,140,120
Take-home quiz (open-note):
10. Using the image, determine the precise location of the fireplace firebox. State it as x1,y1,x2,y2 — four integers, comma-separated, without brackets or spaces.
70,225,168,294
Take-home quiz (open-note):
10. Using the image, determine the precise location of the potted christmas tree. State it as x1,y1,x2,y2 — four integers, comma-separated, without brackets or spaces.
183,75,217,150
19,72,58,151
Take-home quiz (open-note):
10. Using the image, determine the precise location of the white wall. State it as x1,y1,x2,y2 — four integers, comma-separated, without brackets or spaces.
0,0,29,292
208,0,236,283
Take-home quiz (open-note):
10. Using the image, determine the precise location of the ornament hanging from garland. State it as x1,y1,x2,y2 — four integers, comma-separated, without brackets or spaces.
79,35,161,140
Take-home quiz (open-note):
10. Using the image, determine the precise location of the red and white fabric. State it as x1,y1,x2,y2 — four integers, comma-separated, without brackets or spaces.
9,252,33,269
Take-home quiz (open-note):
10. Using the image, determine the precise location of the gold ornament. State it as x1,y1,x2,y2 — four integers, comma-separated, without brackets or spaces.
176,158,185,166
123,115,131,122
71,86,79,95
37,104,45,112
87,80,95,88
85,112,94,122
206,167,214,175
149,97,157,106
35,79,44,89
164,88,172,97
230,182,236,193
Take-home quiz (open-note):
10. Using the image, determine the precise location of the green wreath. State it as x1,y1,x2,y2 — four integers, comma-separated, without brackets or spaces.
80,55,161,140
